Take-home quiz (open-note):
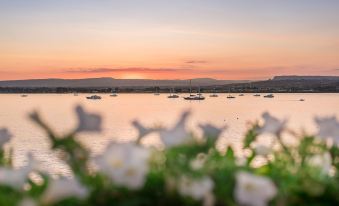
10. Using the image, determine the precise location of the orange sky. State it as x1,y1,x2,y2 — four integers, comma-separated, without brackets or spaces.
1,0,339,80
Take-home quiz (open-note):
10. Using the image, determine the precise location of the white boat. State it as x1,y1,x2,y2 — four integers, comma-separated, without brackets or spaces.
168,94,179,98
184,80,205,100
86,95,102,100
226,88,235,99
110,89,118,97
184,94,205,100
154,87,160,95
263,94,274,98
210,88,218,97
168,88,179,98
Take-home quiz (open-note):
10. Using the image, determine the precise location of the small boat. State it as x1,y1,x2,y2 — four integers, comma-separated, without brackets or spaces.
168,94,179,98
21,94,28,97
168,88,179,98
184,80,205,100
226,88,235,99
253,94,261,97
154,87,160,95
239,94,244,96
110,89,118,97
86,95,102,100
210,88,218,97
299,98,305,101
184,94,205,100
110,91,118,97
263,94,274,98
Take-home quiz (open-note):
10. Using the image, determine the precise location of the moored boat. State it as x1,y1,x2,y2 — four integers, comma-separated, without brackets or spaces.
210,88,218,97
168,94,179,98
184,80,205,100
184,94,205,100
86,95,102,100
168,88,179,98
263,94,274,98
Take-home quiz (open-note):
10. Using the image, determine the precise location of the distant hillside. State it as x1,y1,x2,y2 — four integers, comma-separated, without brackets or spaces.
273,76,339,81
217,75,339,92
0,77,249,88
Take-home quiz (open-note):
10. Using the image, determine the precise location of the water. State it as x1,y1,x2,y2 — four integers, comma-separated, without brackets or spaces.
0,93,338,175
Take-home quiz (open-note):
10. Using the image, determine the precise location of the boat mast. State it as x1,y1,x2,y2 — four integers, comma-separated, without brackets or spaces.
189,79,192,95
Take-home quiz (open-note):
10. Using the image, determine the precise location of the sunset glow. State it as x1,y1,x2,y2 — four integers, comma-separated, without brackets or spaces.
1,0,339,80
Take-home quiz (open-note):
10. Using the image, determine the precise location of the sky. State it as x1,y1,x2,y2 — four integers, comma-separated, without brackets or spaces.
1,0,339,80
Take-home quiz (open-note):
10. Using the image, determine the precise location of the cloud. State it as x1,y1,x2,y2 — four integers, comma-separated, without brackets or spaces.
63,67,279,76
63,67,194,74
185,60,207,64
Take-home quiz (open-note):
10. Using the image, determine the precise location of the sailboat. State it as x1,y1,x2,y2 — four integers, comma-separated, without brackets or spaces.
154,87,160,95
86,95,102,100
209,88,218,97
110,89,118,97
226,88,235,99
263,94,274,98
168,88,179,98
184,80,205,100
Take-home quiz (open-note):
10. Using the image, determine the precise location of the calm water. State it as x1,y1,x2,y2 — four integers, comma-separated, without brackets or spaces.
0,93,338,175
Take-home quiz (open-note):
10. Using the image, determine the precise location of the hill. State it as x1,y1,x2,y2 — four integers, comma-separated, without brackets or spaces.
0,77,248,88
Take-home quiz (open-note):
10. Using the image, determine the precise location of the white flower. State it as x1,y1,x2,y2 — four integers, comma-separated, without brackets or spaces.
307,152,332,175
190,153,207,170
0,128,12,148
198,123,227,140
257,112,287,136
0,153,39,190
131,120,156,140
159,110,193,147
235,172,277,206
255,145,272,156
41,177,89,204
178,176,214,205
315,116,339,144
0,168,28,190
95,142,150,189
75,105,102,133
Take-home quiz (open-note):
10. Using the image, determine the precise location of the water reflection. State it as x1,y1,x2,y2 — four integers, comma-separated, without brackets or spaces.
0,93,338,175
